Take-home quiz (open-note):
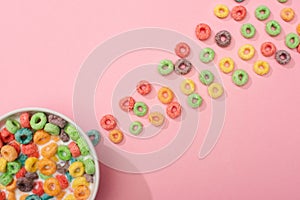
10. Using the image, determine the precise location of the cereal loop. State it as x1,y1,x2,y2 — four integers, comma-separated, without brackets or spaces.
253,60,270,76
109,130,124,144
231,5,247,21
195,23,211,41
166,102,182,119
280,7,295,22
1,145,18,162
100,114,117,131
214,4,229,19
38,158,57,176
219,57,235,73
74,185,91,200
33,130,51,145
158,87,174,104
261,42,276,57
148,112,165,127
238,44,255,60
20,112,31,128
136,80,152,95
175,42,190,58
24,157,39,173
43,178,61,196
41,142,58,158
208,83,224,99
69,161,85,178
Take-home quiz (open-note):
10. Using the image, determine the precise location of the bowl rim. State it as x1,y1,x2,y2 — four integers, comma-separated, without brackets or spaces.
0,107,100,199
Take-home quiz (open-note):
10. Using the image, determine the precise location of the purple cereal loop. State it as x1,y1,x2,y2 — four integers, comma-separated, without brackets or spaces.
25,172,38,180
17,177,34,192
59,129,70,142
275,50,291,65
57,161,69,174
174,59,193,75
48,114,67,128
84,174,94,183
215,30,232,47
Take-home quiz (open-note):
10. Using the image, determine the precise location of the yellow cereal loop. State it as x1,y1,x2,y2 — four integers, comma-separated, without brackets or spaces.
72,177,90,189
64,194,76,200
180,79,195,95
0,157,7,172
214,4,229,19
69,161,85,178
238,44,255,60
253,60,270,76
208,83,224,99
51,155,59,162
25,157,39,172
219,57,235,73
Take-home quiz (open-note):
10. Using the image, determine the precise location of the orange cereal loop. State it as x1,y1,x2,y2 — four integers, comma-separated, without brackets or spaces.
50,155,59,162
6,178,17,191
74,185,91,200
41,142,58,158
20,194,29,200
52,135,60,142
56,190,66,200
38,158,57,176
280,7,294,22
297,24,300,35
7,192,16,200
33,130,51,145
43,178,62,196
1,145,18,162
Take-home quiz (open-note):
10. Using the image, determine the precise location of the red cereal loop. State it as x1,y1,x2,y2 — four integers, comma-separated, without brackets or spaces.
0,191,5,200
231,5,247,21
195,23,211,41
8,141,21,154
175,42,190,58
32,181,44,196
20,112,31,128
100,115,117,131
261,42,276,57
119,96,135,112
28,151,40,158
68,142,81,158
0,128,15,143
16,167,27,178
136,80,152,95
297,44,300,53
166,102,182,119
0,137,3,149
56,175,69,189
21,143,38,155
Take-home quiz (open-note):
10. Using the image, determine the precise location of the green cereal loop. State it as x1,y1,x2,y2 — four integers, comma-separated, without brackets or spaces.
0,173,13,186
232,69,249,86
30,112,47,130
64,123,80,141
241,23,256,39
44,123,60,135
255,5,270,21
83,158,96,175
158,59,174,75
129,121,143,135
5,119,21,134
39,173,52,180
18,154,28,166
187,93,203,108
133,102,148,117
199,70,214,86
76,137,90,156
265,20,281,36
199,47,215,63
7,161,21,174
278,0,287,2
41,194,53,200
285,33,300,49
57,145,72,161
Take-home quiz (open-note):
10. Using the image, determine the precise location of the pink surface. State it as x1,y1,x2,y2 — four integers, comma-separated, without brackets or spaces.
0,0,300,199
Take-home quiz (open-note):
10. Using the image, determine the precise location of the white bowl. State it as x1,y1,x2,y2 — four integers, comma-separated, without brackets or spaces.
0,107,100,199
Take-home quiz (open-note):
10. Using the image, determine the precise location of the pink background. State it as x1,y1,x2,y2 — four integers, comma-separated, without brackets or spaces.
1,0,300,199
